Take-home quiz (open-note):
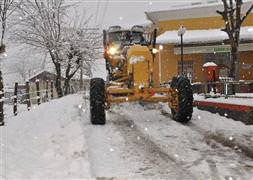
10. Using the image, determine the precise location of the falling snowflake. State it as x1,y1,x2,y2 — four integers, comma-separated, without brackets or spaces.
174,154,179,158
197,115,201,120
130,124,134,128
144,127,148,131
109,148,114,152
137,136,141,140
229,136,234,141
224,113,228,117
78,104,82,109
227,176,234,180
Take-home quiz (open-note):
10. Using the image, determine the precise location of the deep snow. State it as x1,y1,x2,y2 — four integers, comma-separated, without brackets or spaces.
0,94,91,179
1,93,253,180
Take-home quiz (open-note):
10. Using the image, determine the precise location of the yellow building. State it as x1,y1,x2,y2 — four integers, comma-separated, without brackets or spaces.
145,1,253,85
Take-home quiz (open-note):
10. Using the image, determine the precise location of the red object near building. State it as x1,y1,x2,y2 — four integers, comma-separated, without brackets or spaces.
203,62,219,82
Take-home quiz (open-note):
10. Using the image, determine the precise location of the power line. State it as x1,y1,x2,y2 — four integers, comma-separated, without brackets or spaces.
99,0,109,28
94,0,101,25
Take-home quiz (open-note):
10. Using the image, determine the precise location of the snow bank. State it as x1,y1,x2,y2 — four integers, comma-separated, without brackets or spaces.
194,94,253,107
0,94,91,179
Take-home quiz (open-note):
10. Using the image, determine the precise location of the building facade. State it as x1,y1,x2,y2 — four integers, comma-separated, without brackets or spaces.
145,1,253,85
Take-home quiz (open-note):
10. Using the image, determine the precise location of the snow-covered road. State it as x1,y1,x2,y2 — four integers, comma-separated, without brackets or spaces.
1,94,253,179
118,104,253,180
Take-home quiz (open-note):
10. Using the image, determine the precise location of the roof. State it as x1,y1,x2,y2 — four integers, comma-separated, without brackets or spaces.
145,1,253,24
29,70,58,82
156,26,253,45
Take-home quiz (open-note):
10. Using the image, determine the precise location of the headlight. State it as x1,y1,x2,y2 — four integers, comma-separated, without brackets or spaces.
152,48,159,54
108,47,117,55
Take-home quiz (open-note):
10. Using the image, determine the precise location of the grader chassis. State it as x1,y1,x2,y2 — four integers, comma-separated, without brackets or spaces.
90,25,193,125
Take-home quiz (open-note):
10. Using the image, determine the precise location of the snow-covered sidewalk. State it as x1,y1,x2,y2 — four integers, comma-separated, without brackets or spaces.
0,94,91,179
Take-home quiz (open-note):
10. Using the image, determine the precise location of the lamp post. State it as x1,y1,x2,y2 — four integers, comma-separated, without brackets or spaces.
178,25,186,76
158,45,163,84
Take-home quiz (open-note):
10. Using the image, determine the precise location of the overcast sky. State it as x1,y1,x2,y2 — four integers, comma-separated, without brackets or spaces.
69,0,213,29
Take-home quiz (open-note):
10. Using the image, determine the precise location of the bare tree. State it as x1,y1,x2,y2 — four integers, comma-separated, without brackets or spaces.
61,21,100,94
0,0,21,53
217,0,253,80
14,0,101,96
14,0,66,97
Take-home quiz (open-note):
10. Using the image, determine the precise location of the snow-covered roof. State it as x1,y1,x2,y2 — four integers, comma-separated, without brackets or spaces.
145,1,253,24
203,62,217,67
156,26,253,45
28,70,56,81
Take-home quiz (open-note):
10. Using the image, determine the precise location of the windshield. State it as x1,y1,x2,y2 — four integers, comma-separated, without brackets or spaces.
108,31,131,44
108,30,147,45
131,31,146,44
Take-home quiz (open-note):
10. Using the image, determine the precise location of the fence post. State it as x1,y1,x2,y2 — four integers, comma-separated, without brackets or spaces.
45,80,49,101
36,79,41,105
13,82,18,116
26,81,31,110
51,80,54,99
0,71,4,126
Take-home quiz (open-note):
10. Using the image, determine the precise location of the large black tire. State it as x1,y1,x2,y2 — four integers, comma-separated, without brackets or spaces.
90,78,106,125
170,76,193,123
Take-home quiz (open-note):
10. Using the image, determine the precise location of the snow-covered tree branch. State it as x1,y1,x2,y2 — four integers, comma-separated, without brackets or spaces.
217,0,253,80
13,0,101,96
0,0,21,53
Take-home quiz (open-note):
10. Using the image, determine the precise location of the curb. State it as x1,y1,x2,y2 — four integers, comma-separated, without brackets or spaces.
193,101,253,125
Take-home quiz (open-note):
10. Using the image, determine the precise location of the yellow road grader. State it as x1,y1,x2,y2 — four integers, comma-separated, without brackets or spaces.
90,25,193,125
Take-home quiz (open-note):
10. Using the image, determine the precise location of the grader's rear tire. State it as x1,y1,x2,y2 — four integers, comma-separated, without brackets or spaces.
171,76,193,123
90,78,106,125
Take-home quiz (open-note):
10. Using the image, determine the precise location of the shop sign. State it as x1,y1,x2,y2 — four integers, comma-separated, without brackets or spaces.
174,43,253,55
214,47,230,53
241,63,251,70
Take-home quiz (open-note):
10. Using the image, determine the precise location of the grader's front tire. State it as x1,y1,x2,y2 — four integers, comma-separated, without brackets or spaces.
90,78,106,125
171,76,193,123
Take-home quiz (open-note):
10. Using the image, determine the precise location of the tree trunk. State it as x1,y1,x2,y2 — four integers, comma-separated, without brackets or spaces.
229,46,240,81
64,78,71,95
55,63,63,98
0,71,4,126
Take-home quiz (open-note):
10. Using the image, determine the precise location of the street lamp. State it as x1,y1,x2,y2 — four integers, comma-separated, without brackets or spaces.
178,25,186,76
158,45,163,84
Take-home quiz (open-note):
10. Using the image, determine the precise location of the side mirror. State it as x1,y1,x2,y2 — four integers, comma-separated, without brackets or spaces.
103,30,107,47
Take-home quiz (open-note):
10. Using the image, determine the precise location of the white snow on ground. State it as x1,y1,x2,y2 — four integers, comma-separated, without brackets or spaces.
0,94,91,179
81,96,193,179
194,94,253,106
1,93,253,179
235,93,253,98
116,103,253,180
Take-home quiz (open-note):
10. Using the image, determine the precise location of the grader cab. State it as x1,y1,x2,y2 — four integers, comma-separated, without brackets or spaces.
90,25,193,125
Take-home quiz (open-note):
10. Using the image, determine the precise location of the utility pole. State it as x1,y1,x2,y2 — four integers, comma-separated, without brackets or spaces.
178,25,186,76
